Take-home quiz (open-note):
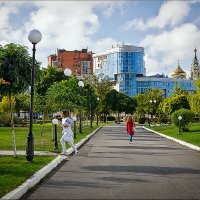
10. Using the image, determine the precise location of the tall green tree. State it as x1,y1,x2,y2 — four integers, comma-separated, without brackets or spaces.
189,79,200,120
46,76,81,112
35,66,68,95
0,43,40,155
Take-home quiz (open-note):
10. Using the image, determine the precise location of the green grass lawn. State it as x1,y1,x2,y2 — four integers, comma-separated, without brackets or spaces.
0,121,115,152
0,155,56,198
148,123,200,147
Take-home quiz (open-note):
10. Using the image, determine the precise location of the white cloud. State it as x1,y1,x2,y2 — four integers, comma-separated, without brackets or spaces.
140,23,200,76
99,1,126,18
0,1,125,68
92,37,117,53
124,1,191,31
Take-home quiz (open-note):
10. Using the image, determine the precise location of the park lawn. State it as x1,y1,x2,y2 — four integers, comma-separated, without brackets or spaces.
0,155,57,198
0,121,115,152
148,123,200,147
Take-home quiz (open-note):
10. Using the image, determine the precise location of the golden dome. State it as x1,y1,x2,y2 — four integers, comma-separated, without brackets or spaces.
171,63,186,78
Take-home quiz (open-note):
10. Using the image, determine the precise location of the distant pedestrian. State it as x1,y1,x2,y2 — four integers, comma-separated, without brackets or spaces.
60,111,78,155
126,115,136,144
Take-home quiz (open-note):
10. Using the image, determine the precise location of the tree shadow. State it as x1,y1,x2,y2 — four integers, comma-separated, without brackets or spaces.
82,165,200,175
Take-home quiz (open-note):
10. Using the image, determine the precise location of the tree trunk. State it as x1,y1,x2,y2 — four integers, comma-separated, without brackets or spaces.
9,93,17,156
40,112,44,146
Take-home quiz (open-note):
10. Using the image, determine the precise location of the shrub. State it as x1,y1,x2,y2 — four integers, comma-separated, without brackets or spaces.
107,116,116,121
160,117,168,124
138,117,146,124
171,109,194,132
0,113,11,126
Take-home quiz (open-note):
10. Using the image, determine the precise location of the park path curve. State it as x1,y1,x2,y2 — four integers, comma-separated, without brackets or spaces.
24,125,200,199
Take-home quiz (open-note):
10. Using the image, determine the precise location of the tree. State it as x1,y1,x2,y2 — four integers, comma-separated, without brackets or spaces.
167,94,190,114
0,43,40,156
84,74,112,119
35,66,67,95
46,76,81,112
15,92,30,116
172,84,188,96
189,94,200,120
135,88,163,117
103,89,137,123
189,79,200,120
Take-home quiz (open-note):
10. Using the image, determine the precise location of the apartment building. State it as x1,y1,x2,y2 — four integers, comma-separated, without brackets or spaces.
48,48,93,76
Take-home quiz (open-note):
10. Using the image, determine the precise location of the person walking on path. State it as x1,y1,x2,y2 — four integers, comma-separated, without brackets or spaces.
126,115,136,144
60,111,78,155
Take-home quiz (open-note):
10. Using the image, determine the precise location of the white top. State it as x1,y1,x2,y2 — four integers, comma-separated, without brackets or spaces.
61,117,74,136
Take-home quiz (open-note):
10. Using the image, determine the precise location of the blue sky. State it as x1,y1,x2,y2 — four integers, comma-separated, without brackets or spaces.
1,0,200,77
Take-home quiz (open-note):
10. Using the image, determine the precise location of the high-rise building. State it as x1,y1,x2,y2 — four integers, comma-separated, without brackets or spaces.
93,43,145,96
93,43,196,97
48,48,93,76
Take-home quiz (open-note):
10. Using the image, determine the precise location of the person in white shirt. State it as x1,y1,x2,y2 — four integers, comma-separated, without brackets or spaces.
60,111,78,155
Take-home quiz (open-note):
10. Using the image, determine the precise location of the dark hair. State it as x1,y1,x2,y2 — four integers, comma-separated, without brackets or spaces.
62,110,69,117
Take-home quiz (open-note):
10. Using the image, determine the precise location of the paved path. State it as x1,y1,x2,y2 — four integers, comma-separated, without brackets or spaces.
24,125,200,199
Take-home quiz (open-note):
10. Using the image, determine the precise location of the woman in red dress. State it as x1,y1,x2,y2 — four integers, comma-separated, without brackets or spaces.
126,115,135,143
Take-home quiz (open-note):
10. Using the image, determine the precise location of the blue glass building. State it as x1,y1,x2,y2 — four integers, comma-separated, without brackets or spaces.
93,44,197,97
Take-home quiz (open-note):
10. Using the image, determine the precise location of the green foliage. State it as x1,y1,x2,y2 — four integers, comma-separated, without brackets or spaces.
0,155,56,198
0,43,40,95
0,96,16,113
138,117,146,124
46,76,83,112
171,109,194,132
15,92,30,113
135,88,163,116
161,94,190,115
106,116,116,121
0,113,11,126
189,93,200,115
103,89,137,114
35,66,67,95
172,84,188,96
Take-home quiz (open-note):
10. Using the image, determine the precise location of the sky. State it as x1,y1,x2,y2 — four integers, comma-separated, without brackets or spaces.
1,0,200,77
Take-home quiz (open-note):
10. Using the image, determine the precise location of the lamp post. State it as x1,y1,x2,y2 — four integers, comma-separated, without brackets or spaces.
78,80,84,133
26,29,42,162
72,116,77,139
96,97,99,126
178,115,182,134
64,67,72,77
149,99,157,125
89,90,93,129
52,118,59,149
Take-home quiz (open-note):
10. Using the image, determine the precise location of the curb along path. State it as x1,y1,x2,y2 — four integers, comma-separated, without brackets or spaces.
144,126,200,152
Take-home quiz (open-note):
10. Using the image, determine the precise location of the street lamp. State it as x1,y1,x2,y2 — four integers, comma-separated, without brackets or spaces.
26,29,42,162
89,90,93,129
78,80,84,133
178,115,182,134
72,116,77,139
64,68,72,77
149,99,157,125
96,97,99,126
52,118,59,149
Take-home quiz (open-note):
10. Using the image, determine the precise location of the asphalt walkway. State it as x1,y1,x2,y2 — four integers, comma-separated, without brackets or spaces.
23,125,200,199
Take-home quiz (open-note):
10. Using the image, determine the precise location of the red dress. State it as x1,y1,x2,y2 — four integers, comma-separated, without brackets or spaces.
127,120,135,135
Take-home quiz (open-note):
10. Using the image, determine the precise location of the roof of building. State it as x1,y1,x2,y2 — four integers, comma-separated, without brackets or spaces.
171,61,186,78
